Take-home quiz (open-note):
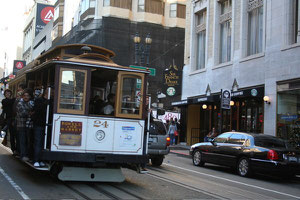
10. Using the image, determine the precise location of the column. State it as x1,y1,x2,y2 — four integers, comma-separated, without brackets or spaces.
297,0,300,42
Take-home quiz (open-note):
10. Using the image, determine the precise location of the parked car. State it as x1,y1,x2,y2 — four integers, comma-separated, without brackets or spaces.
190,132,300,177
148,119,170,166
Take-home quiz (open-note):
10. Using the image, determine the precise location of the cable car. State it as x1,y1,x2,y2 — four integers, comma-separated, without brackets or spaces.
9,44,150,182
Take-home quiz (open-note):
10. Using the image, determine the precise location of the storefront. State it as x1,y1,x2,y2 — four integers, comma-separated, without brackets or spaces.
277,80,300,146
185,86,264,145
171,100,188,143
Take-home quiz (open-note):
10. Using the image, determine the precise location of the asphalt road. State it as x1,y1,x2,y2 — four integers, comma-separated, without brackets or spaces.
0,144,300,199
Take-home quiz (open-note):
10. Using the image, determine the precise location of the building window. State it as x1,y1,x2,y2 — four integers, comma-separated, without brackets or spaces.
51,26,59,41
289,0,299,44
138,0,145,12
103,0,110,6
247,0,264,56
170,3,186,18
103,0,132,9
277,81,300,146
80,0,95,14
219,0,232,63
170,4,177,18
138,0,164,15
195,9,206,70
54,6,59,21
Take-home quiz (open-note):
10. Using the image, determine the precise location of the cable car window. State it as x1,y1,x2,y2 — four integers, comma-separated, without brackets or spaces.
116,72,144,119
121,77,142,114
58,68,87,114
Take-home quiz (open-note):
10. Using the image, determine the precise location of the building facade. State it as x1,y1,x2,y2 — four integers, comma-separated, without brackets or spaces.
22,1,54,64
180,0,300,145
53,0,187,107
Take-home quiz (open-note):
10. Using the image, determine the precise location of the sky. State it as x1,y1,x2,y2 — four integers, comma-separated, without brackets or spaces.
0,0,55,75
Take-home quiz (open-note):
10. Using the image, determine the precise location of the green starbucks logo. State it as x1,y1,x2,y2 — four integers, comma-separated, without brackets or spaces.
167,87,176,96
251,89,258,97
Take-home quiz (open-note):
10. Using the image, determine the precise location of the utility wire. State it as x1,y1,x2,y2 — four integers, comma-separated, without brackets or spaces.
149,39,185,65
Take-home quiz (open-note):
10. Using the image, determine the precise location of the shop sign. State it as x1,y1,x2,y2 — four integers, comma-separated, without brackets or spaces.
164,64,182,97
251,89,258,96
280,115,298,121
171,100,188,106
221,89,231,110
197,97,208,102
231,87,264,97
167,87,176,96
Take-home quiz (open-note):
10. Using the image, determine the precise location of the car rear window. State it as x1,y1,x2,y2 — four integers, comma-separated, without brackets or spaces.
149,120,167,135
254,137,286,148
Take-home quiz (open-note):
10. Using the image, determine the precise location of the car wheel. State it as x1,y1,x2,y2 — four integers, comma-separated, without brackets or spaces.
193,150,204,166
151,156,164,166
237,157,251,177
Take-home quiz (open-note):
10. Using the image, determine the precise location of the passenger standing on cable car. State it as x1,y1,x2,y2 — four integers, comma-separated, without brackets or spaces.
16,89,34,161
13,83,26,155
31,89,48,167
1,89,16,154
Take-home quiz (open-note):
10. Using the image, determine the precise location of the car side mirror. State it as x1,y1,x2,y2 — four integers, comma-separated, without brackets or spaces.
210,140,216,146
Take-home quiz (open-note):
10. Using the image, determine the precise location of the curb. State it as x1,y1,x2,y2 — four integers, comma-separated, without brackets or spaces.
170,150,191,157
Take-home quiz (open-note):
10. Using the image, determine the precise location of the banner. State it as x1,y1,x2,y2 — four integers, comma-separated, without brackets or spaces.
13,60,26,75
35,3,54,36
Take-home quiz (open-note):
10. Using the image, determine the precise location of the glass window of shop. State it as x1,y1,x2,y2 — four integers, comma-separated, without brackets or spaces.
239,99,263,133
277,90,300,146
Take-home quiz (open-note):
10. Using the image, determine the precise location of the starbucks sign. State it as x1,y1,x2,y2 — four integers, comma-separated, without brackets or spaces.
163,64,182,96
167,87,176,96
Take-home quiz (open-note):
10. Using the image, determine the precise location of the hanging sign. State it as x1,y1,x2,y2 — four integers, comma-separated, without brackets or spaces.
164,64,182,97
221,89,231,110
35,3,54,36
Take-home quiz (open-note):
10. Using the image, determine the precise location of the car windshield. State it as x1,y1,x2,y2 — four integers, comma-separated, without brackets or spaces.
254,137,286,148
149,120,167,135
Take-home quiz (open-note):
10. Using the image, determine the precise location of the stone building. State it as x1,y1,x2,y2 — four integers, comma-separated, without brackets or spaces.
52,0,187,107
179,0,300,145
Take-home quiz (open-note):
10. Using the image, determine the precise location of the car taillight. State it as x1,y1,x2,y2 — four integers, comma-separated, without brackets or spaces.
267,150,279,160
166,137,170,146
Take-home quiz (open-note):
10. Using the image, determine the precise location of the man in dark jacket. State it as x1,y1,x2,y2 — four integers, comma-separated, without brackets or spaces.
32,89,49,167
1,89,16,152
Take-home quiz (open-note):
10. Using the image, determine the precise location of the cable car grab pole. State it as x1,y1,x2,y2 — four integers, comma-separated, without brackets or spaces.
44,87,51,150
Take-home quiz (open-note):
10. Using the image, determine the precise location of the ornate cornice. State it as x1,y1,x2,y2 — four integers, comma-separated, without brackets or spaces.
248,0,263,12
196,23,206,32
219,11,232,24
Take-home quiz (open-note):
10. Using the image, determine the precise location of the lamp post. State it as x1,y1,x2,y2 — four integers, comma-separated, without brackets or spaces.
133,32,152,66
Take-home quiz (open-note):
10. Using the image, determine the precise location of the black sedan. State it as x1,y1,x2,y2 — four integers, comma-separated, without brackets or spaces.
189,132,300,177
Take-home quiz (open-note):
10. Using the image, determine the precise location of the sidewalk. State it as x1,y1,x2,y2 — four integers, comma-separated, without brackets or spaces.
169,143,191,157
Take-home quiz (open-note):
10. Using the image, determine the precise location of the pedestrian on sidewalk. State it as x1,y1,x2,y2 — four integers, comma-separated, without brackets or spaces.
174,118,180,144
204,127,218,142
168,120,177,145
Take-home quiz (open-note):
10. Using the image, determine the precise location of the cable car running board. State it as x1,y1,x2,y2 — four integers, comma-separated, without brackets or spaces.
58,166,125,182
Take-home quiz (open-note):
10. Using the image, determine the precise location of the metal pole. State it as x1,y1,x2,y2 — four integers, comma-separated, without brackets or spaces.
44,87,51,150
146,96,151,154
220,89,223,134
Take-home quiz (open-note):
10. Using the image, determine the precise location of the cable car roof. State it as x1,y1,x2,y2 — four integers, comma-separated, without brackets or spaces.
14,44,150,79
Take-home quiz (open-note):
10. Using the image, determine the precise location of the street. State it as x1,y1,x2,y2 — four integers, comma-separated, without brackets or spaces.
0,144,300,200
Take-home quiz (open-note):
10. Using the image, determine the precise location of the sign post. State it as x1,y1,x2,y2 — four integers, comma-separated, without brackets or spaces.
219,89,231,134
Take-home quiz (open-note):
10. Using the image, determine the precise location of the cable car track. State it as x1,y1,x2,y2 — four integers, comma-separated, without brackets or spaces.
63,182,144,200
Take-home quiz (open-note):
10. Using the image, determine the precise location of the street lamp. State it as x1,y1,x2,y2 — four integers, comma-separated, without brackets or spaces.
133,32,152,66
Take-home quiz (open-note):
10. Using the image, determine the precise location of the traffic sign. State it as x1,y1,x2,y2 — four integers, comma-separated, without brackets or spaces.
129,65,156,76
